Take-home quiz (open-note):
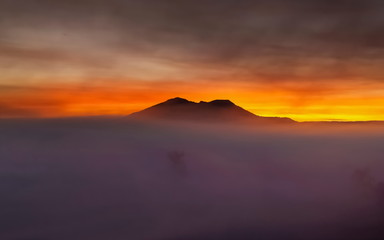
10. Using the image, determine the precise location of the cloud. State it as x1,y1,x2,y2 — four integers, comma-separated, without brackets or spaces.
0,0,384,119
0,103,41,117
0,44,112,68
0,0,383,83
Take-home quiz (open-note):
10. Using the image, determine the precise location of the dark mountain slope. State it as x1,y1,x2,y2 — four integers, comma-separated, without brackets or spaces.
128,97,294,124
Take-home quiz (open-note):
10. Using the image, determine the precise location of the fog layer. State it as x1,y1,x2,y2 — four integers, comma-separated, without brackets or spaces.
0,119,384,239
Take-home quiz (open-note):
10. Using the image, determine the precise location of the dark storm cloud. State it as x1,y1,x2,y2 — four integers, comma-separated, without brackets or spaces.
0,0,383,81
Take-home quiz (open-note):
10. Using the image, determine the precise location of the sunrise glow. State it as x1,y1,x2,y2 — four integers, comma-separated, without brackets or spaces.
1,0,383,122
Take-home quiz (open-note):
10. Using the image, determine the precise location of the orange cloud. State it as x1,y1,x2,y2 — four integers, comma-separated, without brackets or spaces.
1,78,384,122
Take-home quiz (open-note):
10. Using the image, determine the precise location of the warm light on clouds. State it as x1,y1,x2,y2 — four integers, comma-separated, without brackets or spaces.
1,79,384,121
1,0,384,121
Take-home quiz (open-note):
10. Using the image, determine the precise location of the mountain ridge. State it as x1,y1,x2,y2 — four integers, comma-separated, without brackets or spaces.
128,97,295,124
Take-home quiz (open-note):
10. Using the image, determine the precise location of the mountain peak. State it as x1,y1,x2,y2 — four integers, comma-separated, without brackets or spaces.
208,99,235,107
128,97,295,124
164,97,191,104
163,98,235,106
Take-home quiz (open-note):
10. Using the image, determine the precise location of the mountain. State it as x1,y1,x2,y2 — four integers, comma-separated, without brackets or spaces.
128,97,295,124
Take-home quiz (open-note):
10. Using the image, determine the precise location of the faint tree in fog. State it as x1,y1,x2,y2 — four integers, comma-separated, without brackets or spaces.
352,168,376,198
167,150,187,176
375,182,384,210
352,168,384,219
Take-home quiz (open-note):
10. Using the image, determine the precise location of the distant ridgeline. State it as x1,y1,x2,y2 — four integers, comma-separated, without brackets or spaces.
128,97,295,124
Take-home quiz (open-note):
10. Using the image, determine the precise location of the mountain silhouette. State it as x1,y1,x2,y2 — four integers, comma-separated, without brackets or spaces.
128,97,295,124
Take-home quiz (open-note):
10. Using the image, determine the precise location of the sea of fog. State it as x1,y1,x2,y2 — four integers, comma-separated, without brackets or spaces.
0,118,384,240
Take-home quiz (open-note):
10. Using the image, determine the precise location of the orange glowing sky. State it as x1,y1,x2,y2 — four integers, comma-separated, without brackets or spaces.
1,0,384,121
2,78,384,122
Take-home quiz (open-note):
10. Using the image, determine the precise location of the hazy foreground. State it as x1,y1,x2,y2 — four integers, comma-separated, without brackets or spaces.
1,118,384,240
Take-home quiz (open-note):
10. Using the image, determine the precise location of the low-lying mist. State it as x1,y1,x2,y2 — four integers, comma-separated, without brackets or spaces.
0,118,384,240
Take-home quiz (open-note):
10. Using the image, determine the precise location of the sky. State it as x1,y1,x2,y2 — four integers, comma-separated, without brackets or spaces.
1,0,384,121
